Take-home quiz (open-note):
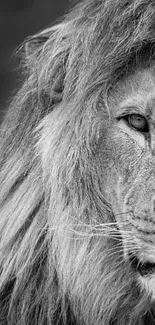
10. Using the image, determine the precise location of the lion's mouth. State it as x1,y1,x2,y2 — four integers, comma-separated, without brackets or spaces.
129,253,155,276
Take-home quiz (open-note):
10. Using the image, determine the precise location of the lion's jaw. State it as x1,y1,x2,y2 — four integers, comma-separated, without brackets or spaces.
105,67,155,300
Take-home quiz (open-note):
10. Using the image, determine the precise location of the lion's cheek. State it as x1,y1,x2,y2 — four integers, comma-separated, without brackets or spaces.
99,131,145,215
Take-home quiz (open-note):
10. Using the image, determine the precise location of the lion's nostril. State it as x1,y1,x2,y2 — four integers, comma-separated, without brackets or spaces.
128,253,155,276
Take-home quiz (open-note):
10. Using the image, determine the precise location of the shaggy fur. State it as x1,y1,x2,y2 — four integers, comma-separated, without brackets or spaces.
1,0,155,324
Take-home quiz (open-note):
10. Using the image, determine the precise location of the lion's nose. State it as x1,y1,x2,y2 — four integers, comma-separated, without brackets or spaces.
128,253,155,276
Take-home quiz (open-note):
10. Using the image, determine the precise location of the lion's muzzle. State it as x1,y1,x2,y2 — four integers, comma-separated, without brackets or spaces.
128,252,155,277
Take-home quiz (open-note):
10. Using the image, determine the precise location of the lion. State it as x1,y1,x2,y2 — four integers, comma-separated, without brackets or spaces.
1,0,155,324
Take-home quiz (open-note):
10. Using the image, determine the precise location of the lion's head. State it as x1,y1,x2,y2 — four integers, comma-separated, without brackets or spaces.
1,0,155,324
105,66,155,294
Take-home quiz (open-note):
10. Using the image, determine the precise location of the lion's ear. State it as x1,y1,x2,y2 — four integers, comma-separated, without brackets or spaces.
24,34,49,59
22,26,69,108
23,28,67,109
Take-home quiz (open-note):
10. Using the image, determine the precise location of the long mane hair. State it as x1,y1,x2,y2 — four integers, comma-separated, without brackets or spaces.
1,0,155,324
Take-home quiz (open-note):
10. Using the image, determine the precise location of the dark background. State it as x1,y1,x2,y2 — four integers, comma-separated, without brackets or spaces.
0,0,71,123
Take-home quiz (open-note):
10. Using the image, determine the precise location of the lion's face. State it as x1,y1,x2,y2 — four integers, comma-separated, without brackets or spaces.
101,67,155,299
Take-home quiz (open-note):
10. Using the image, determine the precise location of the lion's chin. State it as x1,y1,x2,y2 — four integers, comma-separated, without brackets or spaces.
139,274,155,301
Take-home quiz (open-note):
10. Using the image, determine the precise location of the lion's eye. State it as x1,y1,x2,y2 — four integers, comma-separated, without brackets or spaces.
124,114,149,132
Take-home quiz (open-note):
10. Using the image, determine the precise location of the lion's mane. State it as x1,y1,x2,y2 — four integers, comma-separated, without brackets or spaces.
1,0,155,324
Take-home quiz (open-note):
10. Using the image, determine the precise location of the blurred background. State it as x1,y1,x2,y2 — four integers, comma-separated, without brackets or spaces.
0,0,71,123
